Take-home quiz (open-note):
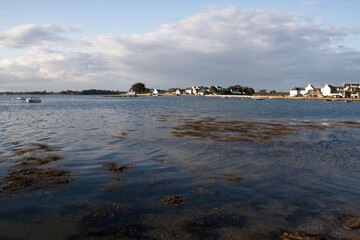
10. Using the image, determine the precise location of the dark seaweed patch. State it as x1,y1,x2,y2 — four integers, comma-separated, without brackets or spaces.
1,142,72,195
73,203,151,239
101,161,135,191
161,195,184,206
280,231,324,240
205,173,243,183
103,161,133,173
183,209,245,240
1,167,70,194
170,116,360,144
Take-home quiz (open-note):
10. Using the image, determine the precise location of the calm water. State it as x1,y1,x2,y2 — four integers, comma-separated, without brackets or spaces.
0,95,360,239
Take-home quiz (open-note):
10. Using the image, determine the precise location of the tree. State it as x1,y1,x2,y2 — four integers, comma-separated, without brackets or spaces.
209,86,218,94
257,89,267,95
243,87,255,95
270,90,277,95
130,82,148,94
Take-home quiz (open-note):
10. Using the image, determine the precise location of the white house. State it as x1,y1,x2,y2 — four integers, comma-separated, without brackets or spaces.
289,87,305,96
175,89,182,96
304,84,315,94
126,91,136,97
321,84,342,97
343,83,360,98
184,87,192,95
152,89,159,96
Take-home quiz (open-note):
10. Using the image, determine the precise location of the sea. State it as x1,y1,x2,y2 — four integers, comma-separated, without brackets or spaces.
0,95,360,240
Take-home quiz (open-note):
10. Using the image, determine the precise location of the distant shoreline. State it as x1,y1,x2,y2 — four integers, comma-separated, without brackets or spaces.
206,95,360,102
109,93,360,102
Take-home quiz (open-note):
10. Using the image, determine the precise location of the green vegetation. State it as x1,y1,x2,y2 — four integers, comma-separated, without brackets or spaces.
209,86,218,94
228,84,255,95
129,82,150,94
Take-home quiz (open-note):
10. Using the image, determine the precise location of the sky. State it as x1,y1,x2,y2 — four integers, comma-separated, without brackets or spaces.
0,0,360,92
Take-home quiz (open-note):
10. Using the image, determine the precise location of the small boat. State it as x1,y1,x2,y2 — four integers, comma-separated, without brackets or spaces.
26,97,41,103
17,97,26,101
253,97,263,100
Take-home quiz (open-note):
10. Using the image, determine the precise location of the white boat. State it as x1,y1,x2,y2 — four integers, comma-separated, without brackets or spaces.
26,97,41,103
253,97,263,100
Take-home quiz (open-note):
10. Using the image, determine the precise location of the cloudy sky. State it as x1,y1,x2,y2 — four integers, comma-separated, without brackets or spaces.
0,0,360,92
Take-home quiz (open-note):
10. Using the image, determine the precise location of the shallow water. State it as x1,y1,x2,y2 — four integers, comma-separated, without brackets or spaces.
0,95,360,239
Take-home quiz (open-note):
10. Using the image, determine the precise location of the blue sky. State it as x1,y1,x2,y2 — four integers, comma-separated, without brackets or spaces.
1,0,360,92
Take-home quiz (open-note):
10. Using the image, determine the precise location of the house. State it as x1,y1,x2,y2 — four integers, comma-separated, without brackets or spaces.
152,89,159,96
306,88,322,97
191,86,202,95
214,86,225,94
343,83,360,98
126,91,136,97
184,87,192,95
289,87,305,96
191,86,208,95
175,89,183,96
230,89,244,95
304,84,315,95
197,87,209,96
321,84,342,97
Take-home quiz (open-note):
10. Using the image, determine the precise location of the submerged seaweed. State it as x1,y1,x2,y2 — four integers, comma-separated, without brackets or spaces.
0,142,72,195
170,116,360,144
161,195,184,206
73,203,150,239
101,161,135,191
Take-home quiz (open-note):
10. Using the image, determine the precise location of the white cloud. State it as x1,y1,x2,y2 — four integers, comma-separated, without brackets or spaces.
0,24,77,48
1,7,360,92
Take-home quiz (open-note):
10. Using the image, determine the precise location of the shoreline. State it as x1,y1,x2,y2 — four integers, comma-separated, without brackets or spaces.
206,95,360,102
109,93,360,102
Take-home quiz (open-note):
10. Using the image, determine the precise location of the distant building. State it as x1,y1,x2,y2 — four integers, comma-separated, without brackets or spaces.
290,82,360,98
230,89,244,95
126,91,136,96
175,89,183,96
304,84,316,95
214,86,225,94
289,87,305,96
343,83,360,98
321,84,342,97
152,89,159,96
184,87,192,95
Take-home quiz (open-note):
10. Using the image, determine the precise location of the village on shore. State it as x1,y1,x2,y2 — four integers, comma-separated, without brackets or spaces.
125,82,360,102
2,82,360,101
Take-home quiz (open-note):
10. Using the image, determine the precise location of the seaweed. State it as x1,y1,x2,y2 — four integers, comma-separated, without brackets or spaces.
0,142,72,196
1,167,71,194
183,209,245,240
101,161,135,191
280,231,324,240
73,203,151,239
103,161,133,173
161,195,184,206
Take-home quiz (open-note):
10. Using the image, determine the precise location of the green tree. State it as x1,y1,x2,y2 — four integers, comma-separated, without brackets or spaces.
130,82,147,94
209,86,218,94
243,87,255,95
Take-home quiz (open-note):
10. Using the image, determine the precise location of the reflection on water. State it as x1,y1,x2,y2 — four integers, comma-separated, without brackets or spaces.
0,96,360,239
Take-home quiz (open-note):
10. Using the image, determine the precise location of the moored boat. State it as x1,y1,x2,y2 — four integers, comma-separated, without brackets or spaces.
26,97,41,103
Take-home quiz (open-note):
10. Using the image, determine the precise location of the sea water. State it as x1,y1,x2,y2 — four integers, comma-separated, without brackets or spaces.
0,95,360,239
